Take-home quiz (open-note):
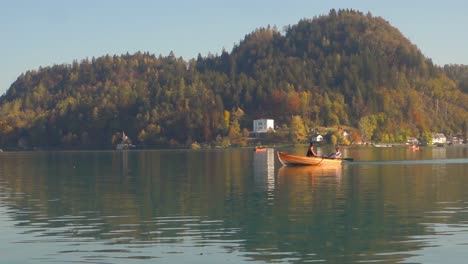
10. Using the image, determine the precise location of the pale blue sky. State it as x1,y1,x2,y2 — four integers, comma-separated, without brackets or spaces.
1,0,467,94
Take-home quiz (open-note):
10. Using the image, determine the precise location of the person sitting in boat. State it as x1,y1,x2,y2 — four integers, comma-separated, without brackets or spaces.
306,142,318,157
327,146,342,159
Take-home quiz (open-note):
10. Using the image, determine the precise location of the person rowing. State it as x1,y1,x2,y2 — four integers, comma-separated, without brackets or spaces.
306,142,318,157
326,146,342,159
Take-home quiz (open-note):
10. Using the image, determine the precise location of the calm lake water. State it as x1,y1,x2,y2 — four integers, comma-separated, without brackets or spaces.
1,146,468,264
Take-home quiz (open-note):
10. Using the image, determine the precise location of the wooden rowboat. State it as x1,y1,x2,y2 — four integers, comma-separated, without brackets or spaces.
277,151,344,166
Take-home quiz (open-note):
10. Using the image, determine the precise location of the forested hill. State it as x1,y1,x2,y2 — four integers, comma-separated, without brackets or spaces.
1,9,468,149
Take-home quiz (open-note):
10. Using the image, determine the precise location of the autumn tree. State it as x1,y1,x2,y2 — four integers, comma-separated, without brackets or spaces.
359,116,377,143
289,115,307,143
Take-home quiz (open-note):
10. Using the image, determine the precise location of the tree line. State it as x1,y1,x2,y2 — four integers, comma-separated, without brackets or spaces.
1,9,467,149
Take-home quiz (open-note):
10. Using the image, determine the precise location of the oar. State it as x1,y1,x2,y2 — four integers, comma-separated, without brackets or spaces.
321,155,353,162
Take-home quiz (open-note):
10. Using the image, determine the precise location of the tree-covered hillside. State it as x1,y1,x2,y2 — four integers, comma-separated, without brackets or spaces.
1,9,467,149
444,64,468,93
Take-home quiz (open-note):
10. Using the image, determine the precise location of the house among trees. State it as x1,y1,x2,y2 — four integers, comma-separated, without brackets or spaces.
407,137,419,145
448,135,463,144
342,130,350,140
2,10,468,150
310,133,324,143
431,133,447,145
253,119,274,133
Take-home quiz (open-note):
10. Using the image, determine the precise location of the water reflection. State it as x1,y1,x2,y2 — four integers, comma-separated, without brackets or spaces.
403,199,468,264
253,148,275,192
278,164,342,178
432,146,447,159
1,148,468,263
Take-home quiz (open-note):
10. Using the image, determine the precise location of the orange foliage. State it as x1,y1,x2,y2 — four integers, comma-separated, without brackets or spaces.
287,91,301,114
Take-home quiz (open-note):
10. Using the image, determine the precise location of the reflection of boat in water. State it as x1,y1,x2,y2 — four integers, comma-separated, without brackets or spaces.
278,165,341,176
277,165,343,205
277,151,342,166
278,165,342,178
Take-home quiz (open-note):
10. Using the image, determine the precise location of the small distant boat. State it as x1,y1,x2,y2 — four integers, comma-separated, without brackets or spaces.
253,146,267,152
116,131,135,150
277,151,350,166
372,143,393,148
116,143,135,150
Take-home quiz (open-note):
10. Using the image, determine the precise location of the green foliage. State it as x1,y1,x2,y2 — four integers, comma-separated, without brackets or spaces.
1,10,468,149
444,64,468,93
289,115,307,143
358,115,377,142
421,131,433,146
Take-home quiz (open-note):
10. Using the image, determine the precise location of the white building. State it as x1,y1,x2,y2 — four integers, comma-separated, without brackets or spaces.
311,134,324,142
406,137,419,145
431,133,446,145
253,119,274,133
342,130,349,139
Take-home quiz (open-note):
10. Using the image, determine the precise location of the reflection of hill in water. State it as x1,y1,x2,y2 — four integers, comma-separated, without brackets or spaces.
2,149,468,263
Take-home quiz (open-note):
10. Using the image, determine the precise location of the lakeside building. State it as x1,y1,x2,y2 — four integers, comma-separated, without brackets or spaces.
431,133,446,145
310,133,324,143
253,119,274,133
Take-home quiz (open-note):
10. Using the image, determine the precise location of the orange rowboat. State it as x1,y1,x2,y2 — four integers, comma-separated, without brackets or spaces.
277,151,349,166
